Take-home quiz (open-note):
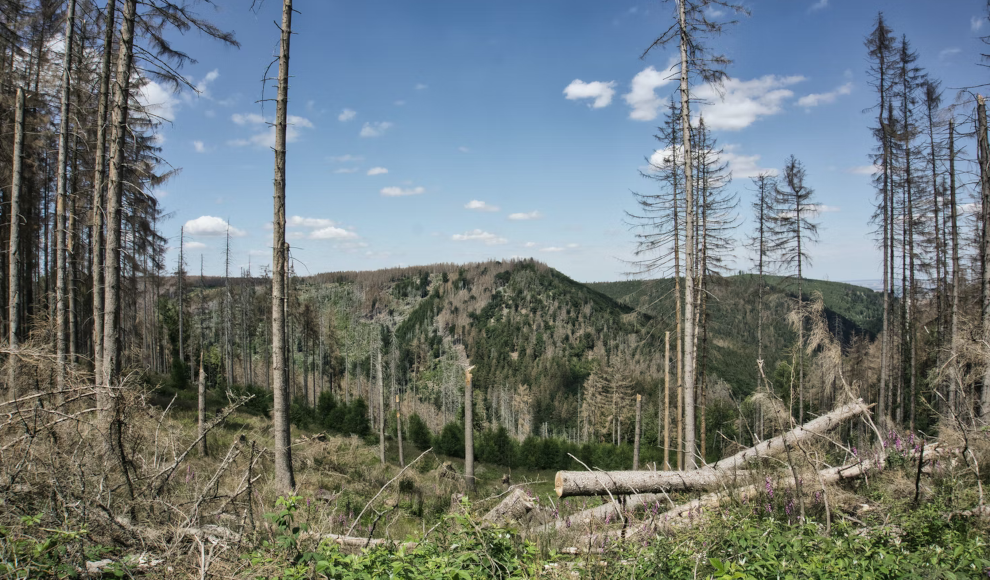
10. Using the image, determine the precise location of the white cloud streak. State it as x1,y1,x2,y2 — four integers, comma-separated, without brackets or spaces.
338,108,357,122
381,186,425,197
465,200,500,212
797,82,853,108
360,121,393,137
508,210,542,221
452,229,507,245
695,75,806,130
367,167,389,176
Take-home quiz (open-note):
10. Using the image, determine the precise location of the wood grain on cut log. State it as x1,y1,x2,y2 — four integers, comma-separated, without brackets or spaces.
555,468,754,497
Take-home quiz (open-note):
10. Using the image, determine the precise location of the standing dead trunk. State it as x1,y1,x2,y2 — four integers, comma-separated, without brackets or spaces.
949,119,961,416
102,0,137,392
7,88,24,393
663,331,670,470
199,352,207,457
54,0,76,390
377,334,385,464
271,0,296,494
978,95,990,423
92,0,113,385
633,394,641,470
465,365,475,491
676,0,698,470
396,394,404,467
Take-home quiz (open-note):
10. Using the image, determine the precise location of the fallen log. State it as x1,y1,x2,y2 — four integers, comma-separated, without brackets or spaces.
555,469,755,498
708,398,871,473
483,487,536,525
554,399,869,499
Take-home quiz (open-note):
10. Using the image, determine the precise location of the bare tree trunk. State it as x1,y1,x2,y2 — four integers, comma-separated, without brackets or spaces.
199,352,207,457
676,0,698,470
465,366,475,491
55,0,77,390
949,119,962,419
978,96,990,424
102,0,137,392
396,394,404,467
663,331,670,470
271,0,296,494
377,333,385,464
633,394,641,470
7,88,24,393
178,227,184,373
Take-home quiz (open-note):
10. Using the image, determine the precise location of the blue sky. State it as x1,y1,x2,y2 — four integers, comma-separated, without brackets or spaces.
142,0,989,283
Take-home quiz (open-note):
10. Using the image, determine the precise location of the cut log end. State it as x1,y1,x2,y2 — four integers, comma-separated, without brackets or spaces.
555,471,564,497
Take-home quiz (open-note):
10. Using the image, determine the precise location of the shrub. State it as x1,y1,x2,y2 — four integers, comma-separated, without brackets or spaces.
407,413,432,451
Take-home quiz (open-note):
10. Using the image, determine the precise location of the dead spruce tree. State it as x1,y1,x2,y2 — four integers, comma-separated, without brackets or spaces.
641,0,745,469
272,0,296,493
772,155,820,424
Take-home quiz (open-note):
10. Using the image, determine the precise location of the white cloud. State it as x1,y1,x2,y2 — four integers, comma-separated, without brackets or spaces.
722,145,779,178
797,82,853,108
508,210,542,221
195,69,219,97
563,79,617,109
541,246,565,252
381,186,425,197
137,80,178,121
367,167,389,176
310,226,359,240
452,229,508,245
289,216,335,228
228,113,313,148
338,108,357,122
961,202,980,214
808,204,840,214
809,0,827,12
360,121,393,137
415,83,428,90
939,47,962,62
232,112,265,125
465,200,499,212
624,63,677,121
973,16,985,32
329,154,364,163
184,240,208,250
193,140,207,153
847,164,880,175
524,241,536,248
695,75,806,130
334,167,359,174
184,216,246,237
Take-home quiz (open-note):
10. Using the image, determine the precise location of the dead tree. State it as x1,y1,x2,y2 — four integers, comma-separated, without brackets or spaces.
7,88,25,393
54,0,77,390
271,0,296,493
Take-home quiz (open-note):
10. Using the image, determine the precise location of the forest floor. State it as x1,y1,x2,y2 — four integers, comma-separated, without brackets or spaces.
2,372,990,578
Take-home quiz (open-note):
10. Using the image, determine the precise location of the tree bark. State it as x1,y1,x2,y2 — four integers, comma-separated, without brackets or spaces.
555,467,753,498
396,394,404,467
55,0,77,390
464,365,475,491
377,333,385,464
271,0,295,494
7,87,24,394
633,394,641,470
663,331,670,470
102,0,137,392
978,95,990,423
199,352,207,457
677,0,698,470
949,119,961,416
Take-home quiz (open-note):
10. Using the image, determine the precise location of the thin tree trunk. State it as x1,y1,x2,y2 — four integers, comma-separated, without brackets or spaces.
396,394,404,467
199,352,207,457
948,119,960,417
271,0,296,493
377,334,385,464
465,366,475,490
663,331,670,470
55,0,77,390
7,88,25,393
102,0,137,392
633,394,641,470
676,0,697,470
977,95,990,424
179,227,184,373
